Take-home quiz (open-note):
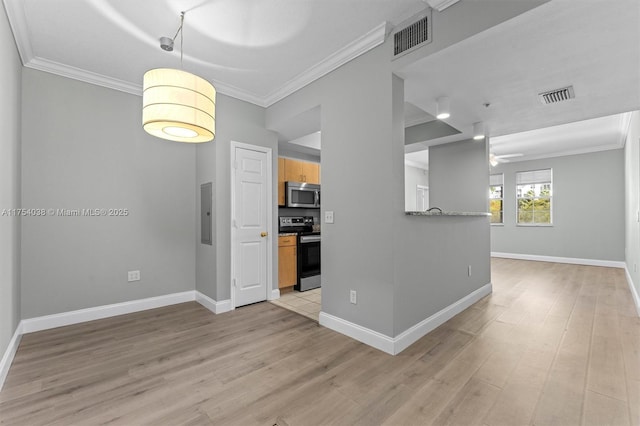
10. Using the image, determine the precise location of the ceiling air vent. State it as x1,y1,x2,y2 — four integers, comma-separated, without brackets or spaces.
538,86,575,104
393,12,432,57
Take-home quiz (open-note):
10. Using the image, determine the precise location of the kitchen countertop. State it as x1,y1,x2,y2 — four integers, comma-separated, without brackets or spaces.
405,211,492,217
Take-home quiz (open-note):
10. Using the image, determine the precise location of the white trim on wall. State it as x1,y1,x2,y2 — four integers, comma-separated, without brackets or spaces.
0,291,232,390
625,266,640,317
21,291,196,333
319,283,492,355
195,291,233,314
491,252,625,269
0,322,23,391
3,0,386,108
269,289,281,300
319,311,396,354
394,283,492,353
20,291,233,333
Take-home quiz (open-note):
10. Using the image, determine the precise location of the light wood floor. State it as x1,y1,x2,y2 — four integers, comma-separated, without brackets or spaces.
1,259,638,425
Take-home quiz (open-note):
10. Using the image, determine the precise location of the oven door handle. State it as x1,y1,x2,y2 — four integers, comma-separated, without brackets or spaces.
300,235,321,243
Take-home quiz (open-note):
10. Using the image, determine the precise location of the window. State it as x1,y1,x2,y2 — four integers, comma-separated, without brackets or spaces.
516,169,552,225
489,174,503,224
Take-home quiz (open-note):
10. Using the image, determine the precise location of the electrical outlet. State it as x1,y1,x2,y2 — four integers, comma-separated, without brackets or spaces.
128,270,140,282
325,211,334,224
350,290,357,304
468,265,472,277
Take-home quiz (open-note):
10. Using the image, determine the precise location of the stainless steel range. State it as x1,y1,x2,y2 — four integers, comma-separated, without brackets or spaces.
279,216,321,291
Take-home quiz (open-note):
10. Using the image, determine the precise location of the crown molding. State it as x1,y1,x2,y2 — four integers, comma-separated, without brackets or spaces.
405,159,429,170
499,143,626,164
618,111,633,147
3,0,33,63
423,0,461,12
26,57,143,95
263,21,389,107
26,56,270,106
5,0,388,108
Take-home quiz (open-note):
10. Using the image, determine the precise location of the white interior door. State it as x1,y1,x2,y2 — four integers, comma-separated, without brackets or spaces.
417,185,429,211
232,145,270,307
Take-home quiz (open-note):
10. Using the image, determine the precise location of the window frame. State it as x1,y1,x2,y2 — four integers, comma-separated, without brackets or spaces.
489,173,504,225
515,168,553,227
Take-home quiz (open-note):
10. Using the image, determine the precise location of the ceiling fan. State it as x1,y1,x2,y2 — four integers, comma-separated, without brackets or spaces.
489,152,523,167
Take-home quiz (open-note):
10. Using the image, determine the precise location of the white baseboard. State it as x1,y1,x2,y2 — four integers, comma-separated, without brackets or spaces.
394,283,493,354
625,266,640,317
1,290,232,390
491,252,625,269
269,289,280,300
0,322,23,391
319,283,493,355
319,311,395,354
195,291,232,314
21,291,196,334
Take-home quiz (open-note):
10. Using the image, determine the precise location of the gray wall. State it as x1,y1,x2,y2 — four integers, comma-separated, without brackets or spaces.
268,42,398,336
491,149,625,262
430,139,489,212
195,94,278,302
404,164,428,211
0,2,22,358
394,216,491,334
21,69,197,318
267,38,490,338
278,149,320,163
625,111,640,303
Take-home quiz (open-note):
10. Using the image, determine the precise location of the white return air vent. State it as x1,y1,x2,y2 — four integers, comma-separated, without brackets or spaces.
538,86,575,104
393,10,432,58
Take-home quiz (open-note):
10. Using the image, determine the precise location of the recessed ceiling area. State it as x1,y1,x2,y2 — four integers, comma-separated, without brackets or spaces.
9,0,636,162
399,0,639,160
490,112,632,163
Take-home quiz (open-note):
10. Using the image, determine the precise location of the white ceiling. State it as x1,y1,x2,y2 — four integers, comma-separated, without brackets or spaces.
4,0,426,106
401,0,640,157
4,0,639,162
490,112,631,163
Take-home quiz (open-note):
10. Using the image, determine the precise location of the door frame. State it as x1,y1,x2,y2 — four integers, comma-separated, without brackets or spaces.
416,184,429,211
230,141,274,310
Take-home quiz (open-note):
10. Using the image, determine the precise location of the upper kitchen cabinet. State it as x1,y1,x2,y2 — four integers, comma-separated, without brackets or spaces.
284,158,320,184
284,158,303,183
304,162,320,184
278,157,320,206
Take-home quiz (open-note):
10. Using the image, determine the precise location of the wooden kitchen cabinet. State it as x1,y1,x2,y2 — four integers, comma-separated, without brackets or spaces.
278,157,321,205
303,162,320,184
282,158,320,184
278,235,297,288
284,158,304,183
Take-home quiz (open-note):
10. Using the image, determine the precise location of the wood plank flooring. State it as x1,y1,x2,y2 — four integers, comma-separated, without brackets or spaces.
1,258,638,425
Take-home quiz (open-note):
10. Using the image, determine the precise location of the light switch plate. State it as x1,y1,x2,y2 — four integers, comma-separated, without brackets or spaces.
325,211,334,224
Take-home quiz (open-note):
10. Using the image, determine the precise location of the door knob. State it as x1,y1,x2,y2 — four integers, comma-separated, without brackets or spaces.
260,232,268,237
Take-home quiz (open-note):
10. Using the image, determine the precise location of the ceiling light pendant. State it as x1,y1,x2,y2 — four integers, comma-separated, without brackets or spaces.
473,121,485,140
489,153,499,167
142,12,216,143
436,96,450,120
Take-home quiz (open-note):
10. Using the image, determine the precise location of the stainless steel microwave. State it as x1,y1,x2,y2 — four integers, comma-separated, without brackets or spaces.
286,182,320,208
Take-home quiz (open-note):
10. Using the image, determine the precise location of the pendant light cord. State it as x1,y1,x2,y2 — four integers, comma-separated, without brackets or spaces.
172,12,186,69
180,12,184,69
